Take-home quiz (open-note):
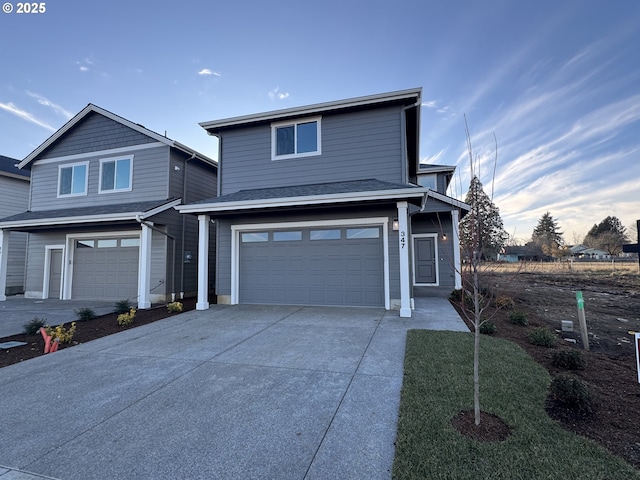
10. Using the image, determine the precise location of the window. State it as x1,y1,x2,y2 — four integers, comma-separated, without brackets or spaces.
100,156,132,193
271,117,321,160
346,228,380,239
97,239,118,248
241,232,268,243
120,238,140,247
310,229,341,240
273,231,302,241
58,162,88,196
417,174,437,191
76,240,95,248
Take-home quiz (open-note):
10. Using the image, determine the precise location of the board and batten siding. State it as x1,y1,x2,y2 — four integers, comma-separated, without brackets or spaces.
214,205,400,299
412,214,456,288
168,150,217,202
38,112,156,160
219,106,404,195
30,145,170,211
0,175,30,292
24,232,66,298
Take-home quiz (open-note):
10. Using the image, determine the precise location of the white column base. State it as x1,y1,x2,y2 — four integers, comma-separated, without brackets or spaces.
196,215,210,311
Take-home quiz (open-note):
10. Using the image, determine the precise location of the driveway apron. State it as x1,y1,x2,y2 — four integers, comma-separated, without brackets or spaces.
0,301,467,480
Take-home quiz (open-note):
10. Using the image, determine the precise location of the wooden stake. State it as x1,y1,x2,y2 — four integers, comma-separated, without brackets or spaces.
576,291,589,351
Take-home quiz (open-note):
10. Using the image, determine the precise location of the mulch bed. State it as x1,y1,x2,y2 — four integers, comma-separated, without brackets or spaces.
0,297,196,368
451,409,512,442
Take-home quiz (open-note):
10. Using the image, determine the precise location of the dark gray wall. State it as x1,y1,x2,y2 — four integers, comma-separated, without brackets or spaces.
219,106,404,195
411,213,456,288
0,175,29,292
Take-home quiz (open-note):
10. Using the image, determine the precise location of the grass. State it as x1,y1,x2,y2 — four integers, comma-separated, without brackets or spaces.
491,260,638,275
392,330,640,480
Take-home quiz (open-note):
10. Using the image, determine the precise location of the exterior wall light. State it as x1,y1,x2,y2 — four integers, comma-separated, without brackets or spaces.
392,218,399,231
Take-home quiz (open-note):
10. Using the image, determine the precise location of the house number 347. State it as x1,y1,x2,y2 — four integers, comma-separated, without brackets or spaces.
400,231,406,249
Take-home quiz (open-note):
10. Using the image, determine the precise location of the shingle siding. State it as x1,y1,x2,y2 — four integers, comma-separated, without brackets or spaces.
219,106,404,195
38,112,156,159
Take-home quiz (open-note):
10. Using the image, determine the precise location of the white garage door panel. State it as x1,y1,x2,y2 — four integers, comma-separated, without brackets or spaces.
239,227,384,307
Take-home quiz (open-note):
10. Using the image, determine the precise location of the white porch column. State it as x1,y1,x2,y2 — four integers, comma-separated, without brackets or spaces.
0,230,8,301
137,223,152,309
196,214,210,310
397,201,411,318
452,209,462,289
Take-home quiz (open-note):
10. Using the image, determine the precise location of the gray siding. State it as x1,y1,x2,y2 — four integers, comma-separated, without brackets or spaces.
39,112,156,159
219,106,404,195
215,205,400,299
30,145,170,211
24,232,67,298
412,214,456,288
168,150,217,202
0,175,30,292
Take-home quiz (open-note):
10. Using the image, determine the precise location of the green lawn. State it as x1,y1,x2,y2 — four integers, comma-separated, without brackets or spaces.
393,330,640,480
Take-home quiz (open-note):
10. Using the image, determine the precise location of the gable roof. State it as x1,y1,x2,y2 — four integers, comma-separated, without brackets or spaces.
0,155,30,180
200,88,422,133
177,179,428,214
18,104,216,169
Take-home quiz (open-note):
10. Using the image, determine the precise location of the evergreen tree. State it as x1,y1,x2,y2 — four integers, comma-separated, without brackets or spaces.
459,175,508,260
532,212,565,258
583,216,629,255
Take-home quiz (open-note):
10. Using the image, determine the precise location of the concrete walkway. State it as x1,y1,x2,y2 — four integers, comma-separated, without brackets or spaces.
0,299,467,480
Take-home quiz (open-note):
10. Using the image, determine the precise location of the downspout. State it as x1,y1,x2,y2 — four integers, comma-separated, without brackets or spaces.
180,152,197,298
136,215,176,302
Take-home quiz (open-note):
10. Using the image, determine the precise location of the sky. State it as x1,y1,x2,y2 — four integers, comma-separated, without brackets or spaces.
1,0,639,244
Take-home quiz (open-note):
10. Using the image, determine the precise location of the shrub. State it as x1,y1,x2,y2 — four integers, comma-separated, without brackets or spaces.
450,289,463,302
117,308,136,326
114,299,132,314
508,310,528,326
549,375,594,414
552,349,586,370
479,321,496,335
167,301,183,313
23,317,46,335
44,322,77,344
495,295,515,310
528,327,557,347
75,307,96,322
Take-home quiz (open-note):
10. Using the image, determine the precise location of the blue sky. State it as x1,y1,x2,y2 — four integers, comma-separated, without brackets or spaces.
1,0,639,243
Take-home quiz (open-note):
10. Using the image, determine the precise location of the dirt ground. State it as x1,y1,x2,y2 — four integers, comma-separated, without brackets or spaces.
459,262,640,469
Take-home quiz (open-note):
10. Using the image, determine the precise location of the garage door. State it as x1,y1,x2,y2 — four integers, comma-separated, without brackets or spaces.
239,226,384,307
72,237,139,300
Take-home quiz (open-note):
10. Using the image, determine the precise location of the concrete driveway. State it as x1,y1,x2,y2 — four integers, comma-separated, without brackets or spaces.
0,301,467,480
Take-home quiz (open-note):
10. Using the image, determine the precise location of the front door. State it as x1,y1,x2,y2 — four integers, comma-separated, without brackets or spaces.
413,236,437,284
48,249,63,299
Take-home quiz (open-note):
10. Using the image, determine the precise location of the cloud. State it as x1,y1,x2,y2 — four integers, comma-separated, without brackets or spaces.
422,100,438,108
26,92,73,119
0,102,56,132
198,68,221,76
268,87,290,100
420,149,447,164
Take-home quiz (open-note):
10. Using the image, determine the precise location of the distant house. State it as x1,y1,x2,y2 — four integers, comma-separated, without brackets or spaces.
569,244,610,260
0,105,217,307
497,244,545,262
177,88,469,316
0,155,30,296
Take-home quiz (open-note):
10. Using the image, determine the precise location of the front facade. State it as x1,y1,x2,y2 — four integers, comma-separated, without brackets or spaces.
0,105,217,307
179,88,468,317
0,155,30,296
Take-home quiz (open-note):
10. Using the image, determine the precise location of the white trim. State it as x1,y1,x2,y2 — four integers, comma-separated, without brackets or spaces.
397,202,411,317
176,187,427,214
63,230,140,300
0,230,8,301
0,199,181,229
43,245,65,299
426,190,470,211
57,161,89,198
451,209,462,289
230,217,390,309
196,215,210,310
98,155,134,194
412,233,439,286
32,143,164,166
138,224,152,309
271,116,322,160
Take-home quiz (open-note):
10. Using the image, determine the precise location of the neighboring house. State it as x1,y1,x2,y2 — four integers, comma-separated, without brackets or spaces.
0,155,30,296
498,245,544,263
0,105,217,308
178,88,469,317
569,245,611,260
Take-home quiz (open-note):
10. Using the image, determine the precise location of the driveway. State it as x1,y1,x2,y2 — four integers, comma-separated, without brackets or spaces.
0,301,467,480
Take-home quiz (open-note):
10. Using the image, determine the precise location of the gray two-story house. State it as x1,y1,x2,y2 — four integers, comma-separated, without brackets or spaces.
0,105,217,308
0,155,30,297
178,88,468,317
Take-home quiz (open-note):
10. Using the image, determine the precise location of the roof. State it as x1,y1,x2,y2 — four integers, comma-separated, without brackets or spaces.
0,198,180,230
176,179,428,214
0,155,30,180
200,88,422,133
418,163,456,174
18,104,216,169
424,190,470,211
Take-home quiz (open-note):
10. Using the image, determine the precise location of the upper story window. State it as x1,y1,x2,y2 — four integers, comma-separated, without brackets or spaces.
99,156,133,193
417,174,437,191
271,117,321,160
58,162,88,197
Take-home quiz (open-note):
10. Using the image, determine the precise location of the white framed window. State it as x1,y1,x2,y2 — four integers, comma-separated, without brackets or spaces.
271,117,321,160
58,162,89,197
99,155,133,193
417,174,437,191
